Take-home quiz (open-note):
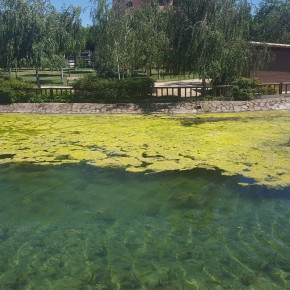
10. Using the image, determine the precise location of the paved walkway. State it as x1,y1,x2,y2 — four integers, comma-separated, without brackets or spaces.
40,79,207,89
154,79,207,87
40,86,73,89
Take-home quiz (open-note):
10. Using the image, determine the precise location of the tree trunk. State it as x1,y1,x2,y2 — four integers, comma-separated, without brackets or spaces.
116,58,121,80
74,56,77,70
36,68,40,88
201,77,206,96
115,44,121,80
61,69,64,85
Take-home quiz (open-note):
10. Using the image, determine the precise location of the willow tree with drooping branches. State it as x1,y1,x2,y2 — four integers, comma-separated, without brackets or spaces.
90,0,171,78
167,0,268,85
0,0,32,76
0,0,83,85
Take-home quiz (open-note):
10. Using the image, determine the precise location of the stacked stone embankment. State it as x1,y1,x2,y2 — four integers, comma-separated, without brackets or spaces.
0,96,289,114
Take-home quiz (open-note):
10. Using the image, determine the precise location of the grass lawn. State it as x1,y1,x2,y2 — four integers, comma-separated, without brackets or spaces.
0,68,95,86
0,68,199,86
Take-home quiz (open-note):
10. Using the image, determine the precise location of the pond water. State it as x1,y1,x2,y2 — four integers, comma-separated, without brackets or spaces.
0,163,290,289
0,112,290,289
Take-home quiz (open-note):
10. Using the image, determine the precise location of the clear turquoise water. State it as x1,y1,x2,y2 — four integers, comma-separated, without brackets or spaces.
0,163,290,290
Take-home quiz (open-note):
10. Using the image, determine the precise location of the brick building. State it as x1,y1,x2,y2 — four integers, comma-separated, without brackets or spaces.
251,41,290,83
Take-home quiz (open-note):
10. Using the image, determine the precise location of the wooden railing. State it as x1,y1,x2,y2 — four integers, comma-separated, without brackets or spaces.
153,82,290,98
152,86,210,98
22,87,75,97
152,85,233,98
19,82,290,99
256,82,290,95
282,82,290,94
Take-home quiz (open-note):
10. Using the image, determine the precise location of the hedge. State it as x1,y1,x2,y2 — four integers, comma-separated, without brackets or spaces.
72,76,154,102
0,77,35,104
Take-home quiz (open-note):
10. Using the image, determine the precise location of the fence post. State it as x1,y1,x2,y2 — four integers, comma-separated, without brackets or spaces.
279,83,283,94
178,87,181,98
50,88,53,98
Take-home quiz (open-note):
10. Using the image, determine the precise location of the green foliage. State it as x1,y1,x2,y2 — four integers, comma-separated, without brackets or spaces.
0,77,34,103
257,84,279,95
0,75,154,104
251,0,290,43
57,5,84,62
0,0,84,86
0,76,73,103
73,75,154,102
226,78,258,100
27,92,72,103
167,0,255,84
91,0,170,79
90,0,269,84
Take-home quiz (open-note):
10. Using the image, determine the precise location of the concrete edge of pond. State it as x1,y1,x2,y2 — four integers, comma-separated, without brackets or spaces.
0,95,290,115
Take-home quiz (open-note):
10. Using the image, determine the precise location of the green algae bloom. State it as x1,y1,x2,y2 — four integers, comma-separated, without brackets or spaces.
0,111,290,187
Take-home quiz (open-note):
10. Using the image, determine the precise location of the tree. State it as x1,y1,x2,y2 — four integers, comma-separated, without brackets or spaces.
0,0,32,76
91,0,171,78
57,5,84,67
251,0,290,43
0,0,83,85
132,0,170,77
83,26,96,51
90,0,115,77
24,0,61,86
167,0,259,85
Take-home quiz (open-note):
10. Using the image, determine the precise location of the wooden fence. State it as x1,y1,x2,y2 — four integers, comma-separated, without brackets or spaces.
23,87,75,97
151,85,230,98
21,82,290,99
152,82,290,98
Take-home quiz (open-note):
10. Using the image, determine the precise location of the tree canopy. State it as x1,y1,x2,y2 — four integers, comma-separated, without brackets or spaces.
90,0,269,84
251,0,290,43
0,0,83,83
0,0,287,85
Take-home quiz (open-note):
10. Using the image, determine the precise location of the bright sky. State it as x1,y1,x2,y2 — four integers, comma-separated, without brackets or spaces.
50,0,262,27
50,0,93,26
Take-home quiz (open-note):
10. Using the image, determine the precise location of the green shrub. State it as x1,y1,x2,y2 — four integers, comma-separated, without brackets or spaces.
0,77,34,104
225,78,258,101
257,84,279,95
28,92,72,103
73,76,154,102
199,94,218,101
0,77,74,103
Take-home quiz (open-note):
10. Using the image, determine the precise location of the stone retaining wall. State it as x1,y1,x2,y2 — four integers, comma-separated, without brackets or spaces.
0,96,290,114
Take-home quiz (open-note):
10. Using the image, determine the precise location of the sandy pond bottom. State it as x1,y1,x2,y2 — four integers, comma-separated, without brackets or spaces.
0,163,290,290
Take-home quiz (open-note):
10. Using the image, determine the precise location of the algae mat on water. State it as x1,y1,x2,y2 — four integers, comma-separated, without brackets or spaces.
0,111,290,187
